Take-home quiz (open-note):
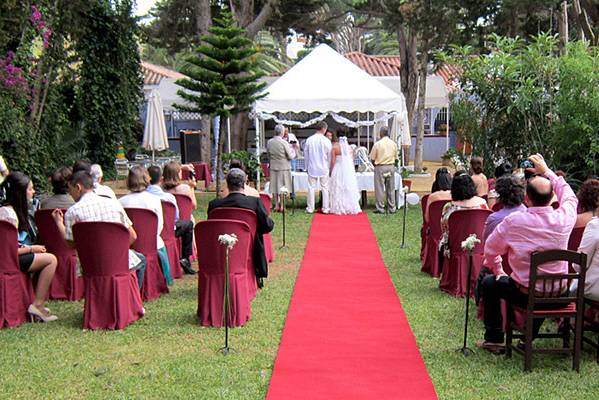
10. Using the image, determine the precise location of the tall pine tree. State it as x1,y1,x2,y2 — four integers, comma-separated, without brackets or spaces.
176,9,266,196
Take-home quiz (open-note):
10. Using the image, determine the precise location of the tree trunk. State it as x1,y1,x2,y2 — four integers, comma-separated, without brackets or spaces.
199,117,211,165
558,1,569,53
397,26,419,157
231,112,250,150
215,116,228,198
413,49,428,172
196,0,212,36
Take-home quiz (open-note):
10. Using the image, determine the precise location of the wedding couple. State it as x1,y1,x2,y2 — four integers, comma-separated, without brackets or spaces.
304,121,361,215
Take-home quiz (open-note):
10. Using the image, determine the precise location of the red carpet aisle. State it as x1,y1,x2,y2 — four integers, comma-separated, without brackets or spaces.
266,213,437,400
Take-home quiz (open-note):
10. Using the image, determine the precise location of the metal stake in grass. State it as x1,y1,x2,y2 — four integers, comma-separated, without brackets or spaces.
457,234,481,357
400,191,408,248
218,233,239,356
279,187,289,249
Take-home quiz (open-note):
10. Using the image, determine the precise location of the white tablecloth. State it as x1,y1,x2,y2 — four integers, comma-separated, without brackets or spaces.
290,171,405,207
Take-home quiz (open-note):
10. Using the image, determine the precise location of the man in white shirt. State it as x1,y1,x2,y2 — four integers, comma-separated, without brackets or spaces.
52,171,146,289
303,121,332,213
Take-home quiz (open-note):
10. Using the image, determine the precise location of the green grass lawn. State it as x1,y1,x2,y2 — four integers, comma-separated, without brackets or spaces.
0,194,312,400
2,194,599,399
371,206,599,400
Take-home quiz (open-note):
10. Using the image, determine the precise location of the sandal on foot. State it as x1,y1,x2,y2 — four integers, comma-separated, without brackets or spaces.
476,340,505,355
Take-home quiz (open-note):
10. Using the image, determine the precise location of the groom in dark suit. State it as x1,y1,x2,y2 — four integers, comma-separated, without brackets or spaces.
208,168,275,286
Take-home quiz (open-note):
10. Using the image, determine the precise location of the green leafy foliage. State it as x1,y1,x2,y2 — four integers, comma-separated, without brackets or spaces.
444,34,599,179
222,150,261,182
75,0,142,172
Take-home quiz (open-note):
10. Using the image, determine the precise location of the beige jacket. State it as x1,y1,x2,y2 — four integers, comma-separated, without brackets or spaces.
267,136,294,171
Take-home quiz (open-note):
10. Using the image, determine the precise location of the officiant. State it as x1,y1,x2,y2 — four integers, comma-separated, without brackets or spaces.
369,126,398,213
267,124,294,212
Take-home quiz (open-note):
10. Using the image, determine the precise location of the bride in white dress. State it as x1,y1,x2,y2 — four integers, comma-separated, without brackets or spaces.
329,136,361,215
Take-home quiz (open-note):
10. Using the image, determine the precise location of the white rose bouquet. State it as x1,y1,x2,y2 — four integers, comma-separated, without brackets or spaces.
461,234,481,251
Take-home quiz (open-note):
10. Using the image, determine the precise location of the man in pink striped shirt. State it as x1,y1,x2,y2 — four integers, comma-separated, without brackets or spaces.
478,154,578,352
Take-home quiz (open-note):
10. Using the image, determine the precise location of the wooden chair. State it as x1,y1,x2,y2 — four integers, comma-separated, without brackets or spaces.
505,250,587,372
582,298,599,363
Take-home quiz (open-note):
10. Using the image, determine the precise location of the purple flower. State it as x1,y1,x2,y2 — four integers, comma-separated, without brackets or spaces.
31,5,42,24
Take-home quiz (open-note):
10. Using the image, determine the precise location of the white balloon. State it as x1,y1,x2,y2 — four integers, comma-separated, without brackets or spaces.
406,192,420,205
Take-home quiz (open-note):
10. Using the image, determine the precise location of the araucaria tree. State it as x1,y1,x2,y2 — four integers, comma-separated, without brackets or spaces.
176,10,266,196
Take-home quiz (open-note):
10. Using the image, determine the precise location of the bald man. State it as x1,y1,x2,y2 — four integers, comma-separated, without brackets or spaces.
477,154,578,353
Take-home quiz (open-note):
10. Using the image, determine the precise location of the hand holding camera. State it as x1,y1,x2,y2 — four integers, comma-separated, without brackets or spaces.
521,154,548,176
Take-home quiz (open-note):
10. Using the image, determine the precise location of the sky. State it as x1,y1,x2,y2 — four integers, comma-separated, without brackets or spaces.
134,0,158,16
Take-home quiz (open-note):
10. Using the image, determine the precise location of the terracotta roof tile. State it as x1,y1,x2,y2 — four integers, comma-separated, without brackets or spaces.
344,52,400,76
141,61,186,85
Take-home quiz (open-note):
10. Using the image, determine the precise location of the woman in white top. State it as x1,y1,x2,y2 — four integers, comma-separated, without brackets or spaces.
573,217,599,300
119,166,172,285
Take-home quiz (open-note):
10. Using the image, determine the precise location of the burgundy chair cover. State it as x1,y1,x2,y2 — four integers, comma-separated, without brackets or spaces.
181,163,212,187
259,193,275,262
73,222,144,330
195,219,253,327
568,226,585,251
261,162,270,178
174,194,197,263
491,202,504,212
420,194,430,261
421,200,450,277
160,201,182,279
0,221,33,328
125,208,169,301
35,209,84,301
208,207,258,299
439,209,492,297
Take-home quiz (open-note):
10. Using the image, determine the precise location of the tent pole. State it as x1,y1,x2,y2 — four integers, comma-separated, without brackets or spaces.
357,112,360,147
255,117,260,190
227,117,231,153
446,104,450,151
367,112,370,150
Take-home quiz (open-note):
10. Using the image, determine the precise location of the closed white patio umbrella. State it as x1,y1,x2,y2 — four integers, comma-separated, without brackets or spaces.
143,89,169,160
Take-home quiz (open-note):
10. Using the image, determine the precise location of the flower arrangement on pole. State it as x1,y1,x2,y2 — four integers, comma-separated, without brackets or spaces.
458,233,481,356
217,232,238,355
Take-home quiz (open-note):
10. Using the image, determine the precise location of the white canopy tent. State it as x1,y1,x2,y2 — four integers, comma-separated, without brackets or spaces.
253,44,411,186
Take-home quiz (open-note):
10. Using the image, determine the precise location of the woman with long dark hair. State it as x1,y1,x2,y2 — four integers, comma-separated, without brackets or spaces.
0,172,58,322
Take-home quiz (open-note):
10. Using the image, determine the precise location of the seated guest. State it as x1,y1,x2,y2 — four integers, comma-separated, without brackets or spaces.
0,172,58,322
162,161,197,209
51,171,146,289
575,178,599,228
208,168,274,286
483,175,526,240
431,167,450,193
222,159,260,198
487,162,512,208
40,166,75,209
90,164,117,200
119,166,172,285
146,165,195,275
72,159,92,174
571,214,599,300
470,156,488,197
478,154,577,353
440,174,488,240
425,168,452,223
